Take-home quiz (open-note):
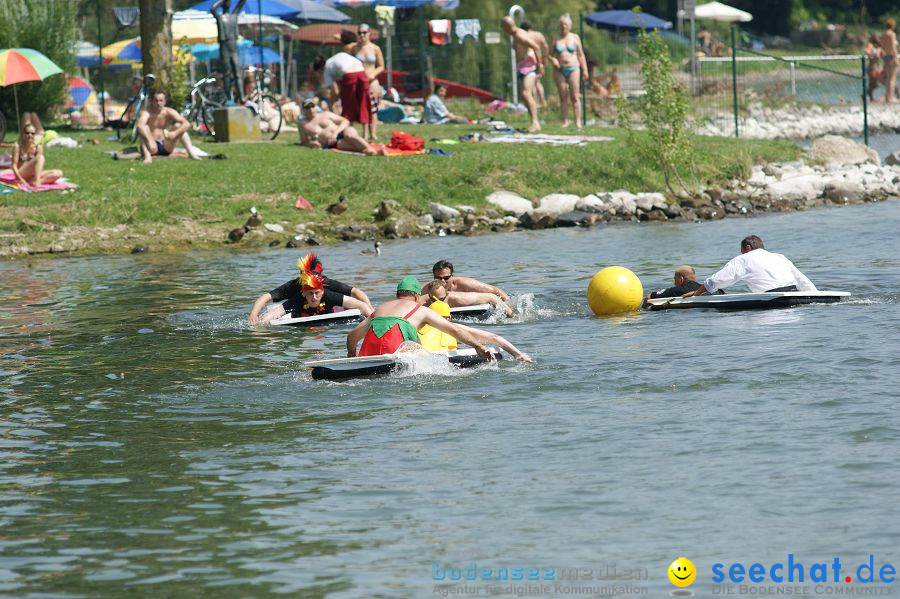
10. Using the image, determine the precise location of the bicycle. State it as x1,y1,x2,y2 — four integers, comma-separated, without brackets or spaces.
244,67,282,140
106,73,155,142
183,76,225,138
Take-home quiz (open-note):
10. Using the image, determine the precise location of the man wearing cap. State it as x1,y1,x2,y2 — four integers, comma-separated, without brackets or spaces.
248,253,373,325
346,276,533,362
298,99,385,155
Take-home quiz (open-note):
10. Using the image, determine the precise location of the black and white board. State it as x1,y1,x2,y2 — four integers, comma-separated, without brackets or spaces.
306,348,502,381
646,291,850,311
270,309,362,327
449,304,493,318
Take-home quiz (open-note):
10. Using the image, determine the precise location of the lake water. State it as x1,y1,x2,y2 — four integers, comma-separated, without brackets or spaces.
1,201,899,597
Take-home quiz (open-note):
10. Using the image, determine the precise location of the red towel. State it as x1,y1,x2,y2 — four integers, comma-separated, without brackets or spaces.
339,71,372,124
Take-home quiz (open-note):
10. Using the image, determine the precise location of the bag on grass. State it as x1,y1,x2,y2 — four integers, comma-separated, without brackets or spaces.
388,131,424,151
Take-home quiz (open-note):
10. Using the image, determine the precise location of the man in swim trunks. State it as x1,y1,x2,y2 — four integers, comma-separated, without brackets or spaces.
520,21,550,109
347,276,532,361
682,235,817,297
136,91,202,164
501,16,544,132
248,253,374,325
420,260,514,317
298,99,385,155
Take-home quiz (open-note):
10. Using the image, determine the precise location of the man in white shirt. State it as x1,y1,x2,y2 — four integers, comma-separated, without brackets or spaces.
682,235,817,297
313,32,372,128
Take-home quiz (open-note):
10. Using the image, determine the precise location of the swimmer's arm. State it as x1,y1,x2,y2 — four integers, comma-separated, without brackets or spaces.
455,323,533,363
248,292,273,325
342,295,373,318
346,318,369,357
350,287,373,310
454,276,510,301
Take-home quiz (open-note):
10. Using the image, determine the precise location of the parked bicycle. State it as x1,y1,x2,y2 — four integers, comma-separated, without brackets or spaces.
244,67,282,140
183,76,225,138
105,73,155,142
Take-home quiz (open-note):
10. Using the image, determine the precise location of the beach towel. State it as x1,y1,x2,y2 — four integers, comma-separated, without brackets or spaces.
0,169,77,192
329,144,426,157
428,20,451,46
388,131,424,151
455,19,481,44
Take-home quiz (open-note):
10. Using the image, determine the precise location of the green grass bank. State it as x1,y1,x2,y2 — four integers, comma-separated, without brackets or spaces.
1,118,802,258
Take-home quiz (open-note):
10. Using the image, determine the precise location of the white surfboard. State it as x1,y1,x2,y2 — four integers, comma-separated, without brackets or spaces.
449,304,493,318
306,347,502,380
270,308,362,327
646,291,850,311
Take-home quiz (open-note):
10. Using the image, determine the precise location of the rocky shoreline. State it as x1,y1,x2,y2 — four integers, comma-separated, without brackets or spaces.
695,103,900,140
2,136,895,259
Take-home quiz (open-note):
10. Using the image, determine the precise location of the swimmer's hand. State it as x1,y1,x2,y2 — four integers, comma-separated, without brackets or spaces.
474,345,494,361
515,352,534,364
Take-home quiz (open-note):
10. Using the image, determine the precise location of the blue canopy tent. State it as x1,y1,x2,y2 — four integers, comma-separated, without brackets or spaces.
586,10,673,30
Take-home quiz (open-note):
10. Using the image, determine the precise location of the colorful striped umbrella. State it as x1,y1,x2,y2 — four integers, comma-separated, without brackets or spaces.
66,75,94,109
0,48,63,121
101,38,142,66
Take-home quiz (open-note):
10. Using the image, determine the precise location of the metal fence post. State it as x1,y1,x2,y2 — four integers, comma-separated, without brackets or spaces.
790,61,796,97
580,12,586,127
731,25,738,138
861,55,869,146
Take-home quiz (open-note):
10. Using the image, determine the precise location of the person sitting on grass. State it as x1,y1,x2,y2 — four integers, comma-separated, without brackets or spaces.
11,113,63,187
298,98,385,155
135,91,202,164
424,84,469,124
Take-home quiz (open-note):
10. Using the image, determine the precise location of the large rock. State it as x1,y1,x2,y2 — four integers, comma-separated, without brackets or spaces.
764,174,825,202
536,193,579,215
430,202,460,223
635,192,668,212
885,151,900,167
606,190,638,216
519,210,557,229
809,135,880,166
486,191,533,216
576,193,615,215
557,211,598,227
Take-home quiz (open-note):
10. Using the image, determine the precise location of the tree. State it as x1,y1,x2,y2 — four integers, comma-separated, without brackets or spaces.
138,0,172,93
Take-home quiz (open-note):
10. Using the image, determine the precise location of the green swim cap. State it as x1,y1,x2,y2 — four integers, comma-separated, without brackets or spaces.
397,275,421,294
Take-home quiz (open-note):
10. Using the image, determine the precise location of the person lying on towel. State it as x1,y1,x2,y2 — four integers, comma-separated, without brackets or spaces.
298,99,385,156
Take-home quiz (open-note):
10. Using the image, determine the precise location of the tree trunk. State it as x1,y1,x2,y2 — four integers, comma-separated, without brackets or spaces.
138,0,172,92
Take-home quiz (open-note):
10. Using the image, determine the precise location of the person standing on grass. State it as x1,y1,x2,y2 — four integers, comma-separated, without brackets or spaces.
865,34,883,101
550,13,589,130
520,21,550,110
314,32,372,134
880,18,898,102
501,16,544,132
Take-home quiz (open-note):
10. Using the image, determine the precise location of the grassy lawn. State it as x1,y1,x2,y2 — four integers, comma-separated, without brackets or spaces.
0,112,802,255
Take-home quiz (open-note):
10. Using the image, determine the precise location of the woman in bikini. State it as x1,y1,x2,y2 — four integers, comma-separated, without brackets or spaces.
880,19,898,103
11,114,63,188
352,23,385,141
865,34,883,102
550,13,589,130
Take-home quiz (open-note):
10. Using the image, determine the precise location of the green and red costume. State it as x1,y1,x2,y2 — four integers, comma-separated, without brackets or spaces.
359,305,421,356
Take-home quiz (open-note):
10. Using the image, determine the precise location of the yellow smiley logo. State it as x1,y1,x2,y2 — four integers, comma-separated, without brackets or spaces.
668,557,697,587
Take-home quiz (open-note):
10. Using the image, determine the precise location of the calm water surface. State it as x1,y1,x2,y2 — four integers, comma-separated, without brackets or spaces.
1,202,899,598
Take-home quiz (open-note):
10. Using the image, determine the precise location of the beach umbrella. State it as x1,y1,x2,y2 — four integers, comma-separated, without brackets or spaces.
0,48,64,121
320,0,458,7
65,74,94,109
694,1,753,23
189,0,299,20
240,45,282,64
172,13,220,43
75,40,102,68
290,23,379,45
276,0,350,23
586,10,673,30
101,37,142,66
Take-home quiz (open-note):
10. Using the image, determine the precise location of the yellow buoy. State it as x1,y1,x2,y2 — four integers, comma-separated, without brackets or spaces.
587,266,644,315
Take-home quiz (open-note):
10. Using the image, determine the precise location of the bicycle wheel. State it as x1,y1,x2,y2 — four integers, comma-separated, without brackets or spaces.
0,110,6,144
129,95,145,143
259,94,282,140
201,101,221,139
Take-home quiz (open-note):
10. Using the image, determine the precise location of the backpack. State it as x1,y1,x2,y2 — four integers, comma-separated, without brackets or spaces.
388,130,424,151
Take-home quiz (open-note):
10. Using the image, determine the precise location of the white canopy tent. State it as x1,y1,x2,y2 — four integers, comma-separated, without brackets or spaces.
693,1,753,23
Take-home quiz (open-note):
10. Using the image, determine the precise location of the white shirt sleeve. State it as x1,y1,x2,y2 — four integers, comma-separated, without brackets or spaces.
789,262,817,291
704,256,745,293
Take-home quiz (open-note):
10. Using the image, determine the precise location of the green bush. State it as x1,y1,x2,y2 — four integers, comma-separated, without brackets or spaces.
0,0,77,128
